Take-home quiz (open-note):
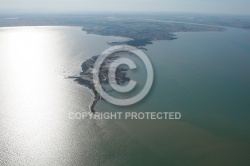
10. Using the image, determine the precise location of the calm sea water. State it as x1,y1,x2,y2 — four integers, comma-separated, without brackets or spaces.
0,26,249,165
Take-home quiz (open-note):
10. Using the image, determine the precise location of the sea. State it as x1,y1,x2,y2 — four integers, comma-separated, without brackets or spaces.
0,26,250,165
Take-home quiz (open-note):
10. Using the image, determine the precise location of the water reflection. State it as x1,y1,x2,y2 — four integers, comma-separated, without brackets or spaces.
0,27,77,165
0,26,129,165
1,26,250,165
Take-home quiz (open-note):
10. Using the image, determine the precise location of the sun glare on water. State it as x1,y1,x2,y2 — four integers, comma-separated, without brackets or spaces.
0,27,71,163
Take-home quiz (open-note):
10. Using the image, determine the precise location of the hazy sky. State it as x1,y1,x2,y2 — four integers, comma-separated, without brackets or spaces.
1,0,250,15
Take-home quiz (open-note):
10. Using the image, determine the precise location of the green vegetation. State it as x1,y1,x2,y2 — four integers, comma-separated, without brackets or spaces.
81,17,225,46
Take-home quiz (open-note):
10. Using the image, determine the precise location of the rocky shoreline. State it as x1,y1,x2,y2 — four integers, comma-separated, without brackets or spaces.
69,55,130,113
